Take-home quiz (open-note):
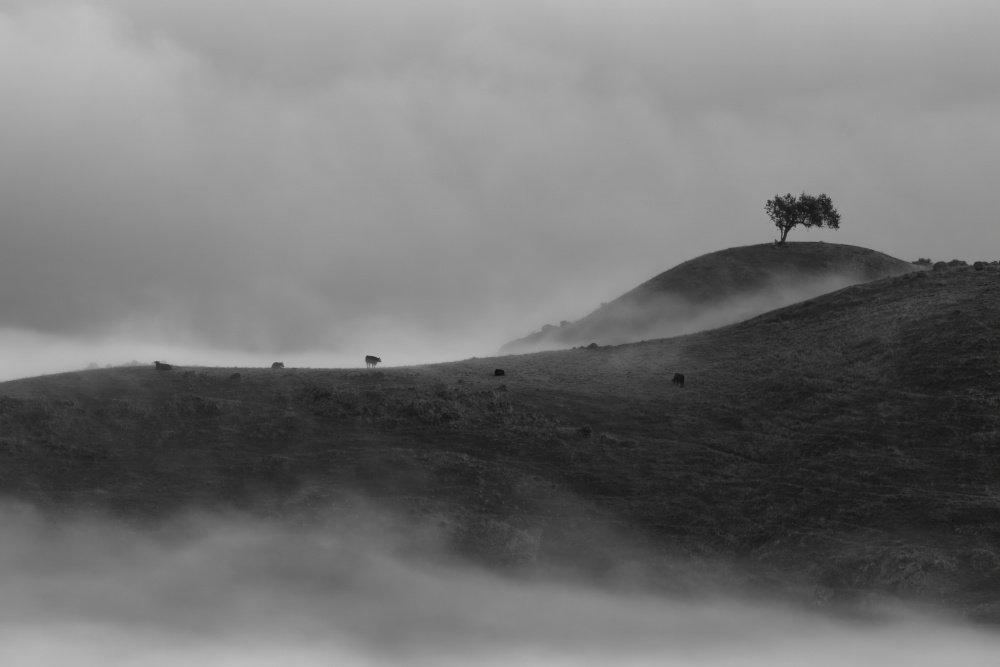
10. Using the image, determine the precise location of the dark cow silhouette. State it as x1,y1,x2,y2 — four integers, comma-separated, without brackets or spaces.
365,355,381,369
154,361,173,371
271,362,284,369
229,372,242,381
672,373,685,387
494,369,505,376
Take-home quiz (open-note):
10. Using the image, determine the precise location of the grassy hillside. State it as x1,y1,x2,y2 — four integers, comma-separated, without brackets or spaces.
502,242,919,352
1,262,999,619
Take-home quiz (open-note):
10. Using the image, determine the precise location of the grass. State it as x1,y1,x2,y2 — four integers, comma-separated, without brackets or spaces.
1,263,999,618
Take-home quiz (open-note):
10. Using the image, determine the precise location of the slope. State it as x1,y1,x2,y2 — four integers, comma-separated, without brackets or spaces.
502,242,920,353
1,263,998,619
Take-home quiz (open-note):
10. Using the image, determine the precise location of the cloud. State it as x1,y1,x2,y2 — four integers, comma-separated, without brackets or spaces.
0,0,998,375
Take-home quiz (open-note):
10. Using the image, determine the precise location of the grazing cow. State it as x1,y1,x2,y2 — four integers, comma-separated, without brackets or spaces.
365,355,381,369
271,362,284,369
494,369,506,376
229,373,242,381
672,373,685,387
154,361,173,371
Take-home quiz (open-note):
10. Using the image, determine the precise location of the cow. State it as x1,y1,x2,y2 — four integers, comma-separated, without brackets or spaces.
494,369,506,376
229,372,242,381
672,373,685,387
365,355,381,369
154,361,173,371
271,362,284,369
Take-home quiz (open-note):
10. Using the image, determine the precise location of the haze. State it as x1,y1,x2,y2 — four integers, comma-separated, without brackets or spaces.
1,0,998,379
3,504,1000,666
510,271,868,353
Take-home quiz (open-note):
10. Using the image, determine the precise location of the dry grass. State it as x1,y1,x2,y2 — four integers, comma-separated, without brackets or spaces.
1,264,999,617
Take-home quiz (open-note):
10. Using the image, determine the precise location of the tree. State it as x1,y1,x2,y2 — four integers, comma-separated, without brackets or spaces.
765,192,841,245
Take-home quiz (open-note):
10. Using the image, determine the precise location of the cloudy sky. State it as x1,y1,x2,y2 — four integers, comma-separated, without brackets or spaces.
1,0,998,379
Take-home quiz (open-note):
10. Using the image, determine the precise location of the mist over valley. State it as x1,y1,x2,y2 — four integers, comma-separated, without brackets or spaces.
3,0,1000,661
3,504,1000,666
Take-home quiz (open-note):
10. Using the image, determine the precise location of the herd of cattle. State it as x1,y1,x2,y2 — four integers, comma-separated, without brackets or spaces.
152,358,686,386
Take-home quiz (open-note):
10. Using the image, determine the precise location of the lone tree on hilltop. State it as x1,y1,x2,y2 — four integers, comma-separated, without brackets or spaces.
765,192,841,245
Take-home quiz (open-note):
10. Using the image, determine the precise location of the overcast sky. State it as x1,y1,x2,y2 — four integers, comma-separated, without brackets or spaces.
1,0,998,379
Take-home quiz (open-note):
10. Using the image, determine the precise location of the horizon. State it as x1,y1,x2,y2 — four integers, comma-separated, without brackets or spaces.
2,2,998,375
0,239,920,382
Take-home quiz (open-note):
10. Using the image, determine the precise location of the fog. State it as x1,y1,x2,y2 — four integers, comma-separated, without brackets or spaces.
1,0,999,380
601,272,868,342
0,325,487,382
614,272,864,342
0,504,997,666
506,271,866,353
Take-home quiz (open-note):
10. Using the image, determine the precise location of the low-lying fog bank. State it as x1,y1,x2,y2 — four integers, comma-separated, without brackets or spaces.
1,505,997,666
504,272,868,353
0,326,496,383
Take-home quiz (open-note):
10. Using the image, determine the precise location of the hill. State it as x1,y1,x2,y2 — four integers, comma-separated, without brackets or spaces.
501,242,919,353
1,262,999,620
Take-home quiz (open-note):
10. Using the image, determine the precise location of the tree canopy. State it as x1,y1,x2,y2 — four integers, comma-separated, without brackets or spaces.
765,192,841,244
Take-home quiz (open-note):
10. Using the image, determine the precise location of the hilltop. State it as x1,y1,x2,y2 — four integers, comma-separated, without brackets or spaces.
1,262,999,619
502,242,919,353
